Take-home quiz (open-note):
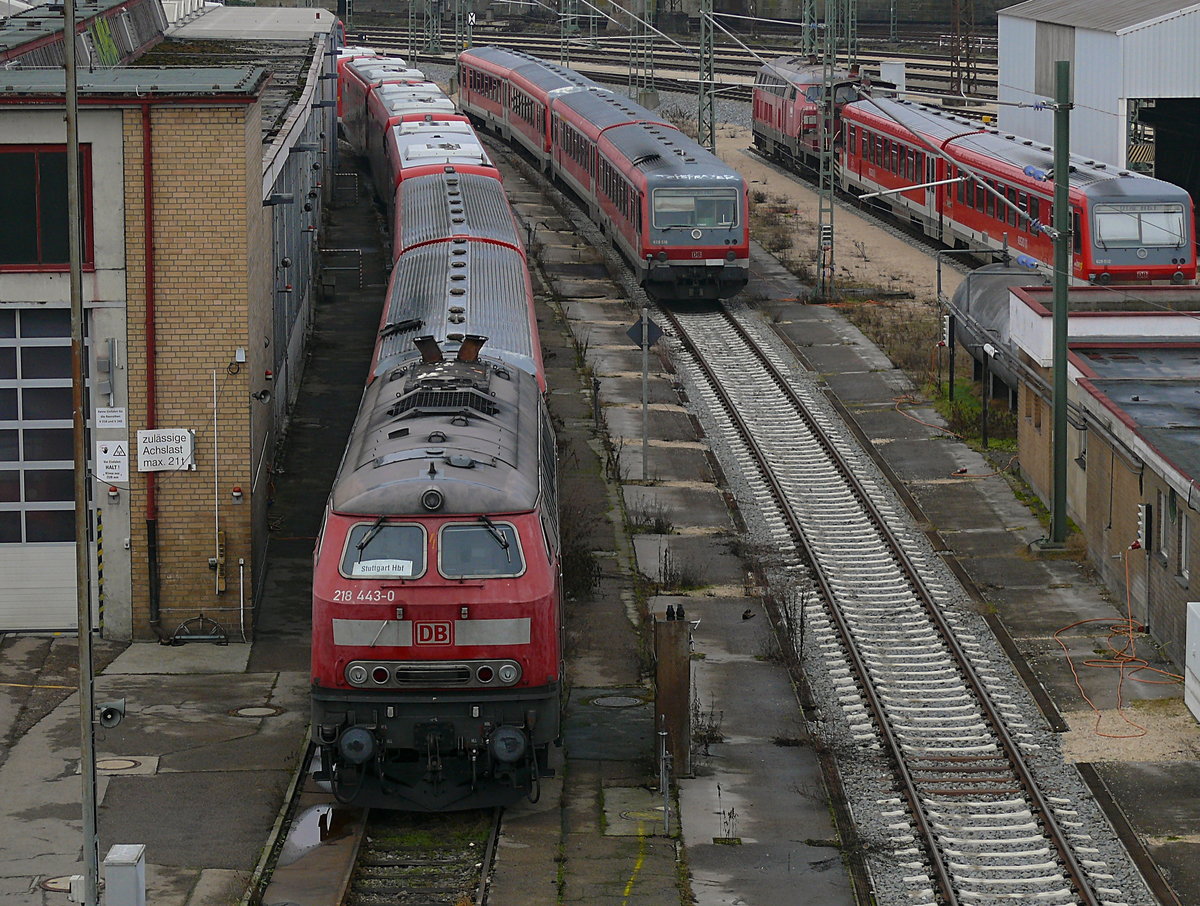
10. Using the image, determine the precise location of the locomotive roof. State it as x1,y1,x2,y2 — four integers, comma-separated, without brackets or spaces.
396,171,520,251
851,98,1182,195
603,122,743,185
332,353,546,516
349,60,425,84
756,55,852,86
376,239,538,381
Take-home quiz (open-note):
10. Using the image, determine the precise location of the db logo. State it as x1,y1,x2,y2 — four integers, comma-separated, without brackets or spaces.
691,250,702,259
415,622,452,645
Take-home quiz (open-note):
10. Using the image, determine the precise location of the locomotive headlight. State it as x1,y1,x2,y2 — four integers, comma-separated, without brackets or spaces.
497,662,520,684
421,488,444,511
656,251,668,262
347,663,369,685
726,251,736,261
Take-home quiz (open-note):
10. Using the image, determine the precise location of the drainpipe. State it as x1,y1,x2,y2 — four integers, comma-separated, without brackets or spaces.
141,103,169,643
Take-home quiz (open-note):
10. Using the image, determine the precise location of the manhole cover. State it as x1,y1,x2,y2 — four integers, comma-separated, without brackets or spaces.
96,758,140,772
231,705,284,718
591,695,644,709
40,876,74,892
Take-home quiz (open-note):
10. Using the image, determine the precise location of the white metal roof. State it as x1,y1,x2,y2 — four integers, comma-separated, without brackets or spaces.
999,0,1200,33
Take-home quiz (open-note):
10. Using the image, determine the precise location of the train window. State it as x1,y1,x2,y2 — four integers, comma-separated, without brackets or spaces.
1073,211,1082,255
340,521,426,579
1008,187,1019,227
1027,196,1039,228
439,521,525,578
1093,203,1186,248
985,183,995,218
652,187,739,229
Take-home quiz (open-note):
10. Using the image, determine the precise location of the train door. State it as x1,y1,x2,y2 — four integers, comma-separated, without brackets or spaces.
925,153,942,240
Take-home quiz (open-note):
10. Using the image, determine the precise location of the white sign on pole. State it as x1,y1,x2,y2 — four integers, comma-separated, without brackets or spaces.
96,441,129,483
136,429,196,472
96,407,126,428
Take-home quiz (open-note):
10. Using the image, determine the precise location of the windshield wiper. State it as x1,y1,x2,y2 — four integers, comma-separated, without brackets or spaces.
479,514,512,562
356,516,386,553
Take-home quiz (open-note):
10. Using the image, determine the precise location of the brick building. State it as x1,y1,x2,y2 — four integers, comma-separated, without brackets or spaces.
1007,286,1200,697
0,3,337,639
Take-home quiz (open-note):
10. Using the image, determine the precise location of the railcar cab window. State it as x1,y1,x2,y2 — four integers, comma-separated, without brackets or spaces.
1092,204,1186,249
439,519,525,578
340,520,426,578
652,187,738,229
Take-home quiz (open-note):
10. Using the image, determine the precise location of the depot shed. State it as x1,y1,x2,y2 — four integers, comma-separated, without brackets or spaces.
997,0,1200,202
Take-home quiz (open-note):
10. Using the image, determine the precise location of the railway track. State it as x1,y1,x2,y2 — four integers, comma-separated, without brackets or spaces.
354,29,998,100
661,304,1138,906
259,748,503,905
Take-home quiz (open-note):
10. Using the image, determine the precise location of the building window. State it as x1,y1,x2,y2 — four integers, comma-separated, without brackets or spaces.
0,308,75,543
0,145,94,271
1156,489,1169,561
1179,511,1190,581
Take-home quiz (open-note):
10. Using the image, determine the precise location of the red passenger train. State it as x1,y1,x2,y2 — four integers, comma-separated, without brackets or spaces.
458,47,751,302
312,54,559,811
752,58,1196,286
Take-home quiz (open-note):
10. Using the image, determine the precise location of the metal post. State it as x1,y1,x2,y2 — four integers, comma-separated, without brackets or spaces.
641,307,649,480
817,0,838,298
698,0,714,152
65,0,99,901
1050,60,1072,545
948,314,957,402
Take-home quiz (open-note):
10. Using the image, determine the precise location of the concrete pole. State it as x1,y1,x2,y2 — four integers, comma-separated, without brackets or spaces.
1051,60,1072,545
64,0,100,901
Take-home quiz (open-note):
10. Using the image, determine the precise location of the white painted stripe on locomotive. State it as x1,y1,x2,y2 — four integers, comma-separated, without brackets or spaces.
332,617,531,646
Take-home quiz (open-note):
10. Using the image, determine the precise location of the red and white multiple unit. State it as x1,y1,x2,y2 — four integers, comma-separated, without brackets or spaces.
458,46,750,302
752,59,1197,286
312,55,559,812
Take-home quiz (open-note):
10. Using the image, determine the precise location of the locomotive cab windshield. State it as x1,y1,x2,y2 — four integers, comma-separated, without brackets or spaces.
652,187,739,229
341,521,426,578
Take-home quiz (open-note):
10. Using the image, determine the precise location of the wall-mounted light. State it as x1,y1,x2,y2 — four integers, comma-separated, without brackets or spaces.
231,487,244,504
280,257,292,269
264,370,274,382
251,389,272,404
107,486,120,503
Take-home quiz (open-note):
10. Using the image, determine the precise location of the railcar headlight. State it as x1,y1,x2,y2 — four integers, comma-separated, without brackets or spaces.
726,251,736,261
347,663,368,685
421,488,444,511
497,662,520,684
1172,271,1187,285
656,251,668,262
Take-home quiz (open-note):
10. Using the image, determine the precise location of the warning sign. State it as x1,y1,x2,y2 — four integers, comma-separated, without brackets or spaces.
96,440,129,483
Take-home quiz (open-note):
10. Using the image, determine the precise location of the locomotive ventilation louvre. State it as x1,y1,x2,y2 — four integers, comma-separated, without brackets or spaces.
389,389,498,418
395,665,472,684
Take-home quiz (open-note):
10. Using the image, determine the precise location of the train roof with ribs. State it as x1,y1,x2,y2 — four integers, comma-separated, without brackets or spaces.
847,97,1175,193
332,344,546,518
394,170,520,253
373,236,539,383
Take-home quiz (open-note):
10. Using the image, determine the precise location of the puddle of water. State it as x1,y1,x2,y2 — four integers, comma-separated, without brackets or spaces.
277,805,358,867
